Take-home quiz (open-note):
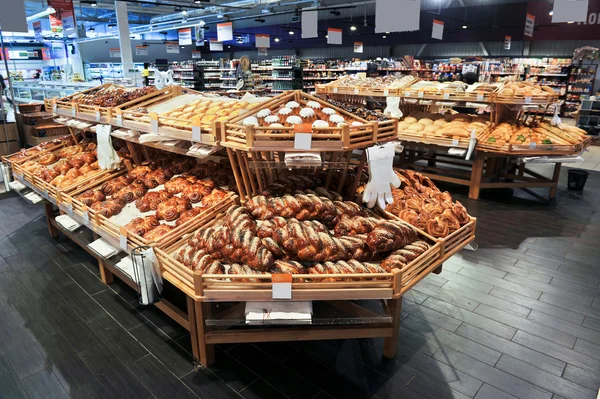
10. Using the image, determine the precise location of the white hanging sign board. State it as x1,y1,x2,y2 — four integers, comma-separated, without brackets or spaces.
0,0,28,33
192,50,202,59
178,28,193,46
258,47,268,56
256,34,271,48
209,40,223,51
195,25,205,45
524,13,535,37
327,28,342,45
432,19,444,40
552,0,589,23
376,0,420,33
504,35,511,50
135,46,148,56
354,42,364,53
166,42,179,53
301,10,318,38
109,48,121,58
217,22,233,42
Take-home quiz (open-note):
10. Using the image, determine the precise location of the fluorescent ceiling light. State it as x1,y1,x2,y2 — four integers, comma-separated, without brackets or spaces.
289,30,294,35
350,26,357,31
549,11,553,15
274,37,280,42
26,7,56,22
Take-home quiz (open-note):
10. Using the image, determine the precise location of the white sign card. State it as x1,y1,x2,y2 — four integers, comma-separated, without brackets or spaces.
109,48,121,58
524,13,535,37
552,0,589,23
301,10,318,38
258,47,268,56
504,35,511,50
195,24,205,45
375,0,420,33
209,40,223,51
192,50,201,59
178,28,192,46
354,42,364,53
217,22,233,42
432,19,444,40
166,42,179,53
0,0,28,33
327,28,342,45
135,46,148,56
255,34,271,48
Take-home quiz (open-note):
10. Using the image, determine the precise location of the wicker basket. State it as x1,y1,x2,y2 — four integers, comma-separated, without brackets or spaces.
18,103,43,113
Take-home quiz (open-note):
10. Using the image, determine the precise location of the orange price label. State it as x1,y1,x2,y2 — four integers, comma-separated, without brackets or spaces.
272,274,292,299
294,124,312,133
272,274,293,283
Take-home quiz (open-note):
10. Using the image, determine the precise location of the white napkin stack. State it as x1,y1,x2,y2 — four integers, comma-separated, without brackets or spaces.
245,301,313,325
187,143,218,157
88,238,120,258
9,180,26,191
284,152,322,168
23,191,43,204
55,214,82,232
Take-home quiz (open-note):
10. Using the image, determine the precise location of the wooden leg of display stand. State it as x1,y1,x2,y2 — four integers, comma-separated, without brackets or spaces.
98,259,114,285
44,203,59,239
383,296,402,359
186,296,200,363
468,156,484,200
549,163,562,200
432,263,443,275
427,151,436,168
194,301,214,367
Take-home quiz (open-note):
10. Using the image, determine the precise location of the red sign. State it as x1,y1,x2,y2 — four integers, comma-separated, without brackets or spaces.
48,0,76,31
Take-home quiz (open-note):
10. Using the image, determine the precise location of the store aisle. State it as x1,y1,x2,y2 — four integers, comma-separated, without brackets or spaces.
1,168,600,399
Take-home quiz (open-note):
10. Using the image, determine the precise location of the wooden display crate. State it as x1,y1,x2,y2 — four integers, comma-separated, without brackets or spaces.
494,91,559,105
316,77,405,97
18,103,43,113
221,91,398,152
400,80,501,103
1,138,71,166
157,213,443,302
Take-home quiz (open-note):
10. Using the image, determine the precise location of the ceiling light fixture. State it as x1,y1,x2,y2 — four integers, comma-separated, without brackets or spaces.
385,31,390,34
325,34,328,38
274,37,280,42
568,21,574,23
383,35,387,38
26,6,55,21
350,26,357,31
228,45,231,48
549,11,553,15
194,0,202,3
90,0,97,6
462,25,467,29
289,30,294,35
181,10,188,16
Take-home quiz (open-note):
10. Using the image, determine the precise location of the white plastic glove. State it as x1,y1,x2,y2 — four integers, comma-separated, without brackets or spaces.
384,96,403,119
362,142,401,209
551,104,562,126
96,125,121,170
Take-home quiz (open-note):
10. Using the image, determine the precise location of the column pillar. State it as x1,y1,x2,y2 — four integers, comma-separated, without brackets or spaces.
115,1,135,83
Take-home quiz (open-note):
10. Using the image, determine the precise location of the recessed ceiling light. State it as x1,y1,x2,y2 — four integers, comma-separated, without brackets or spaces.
181,46,185,48
289,30,294,35
568,21,574,23
549,11,553,15
228,45,231,48
194,0,202,3
181,10,187,16
383,35,387,38
90,0,97,6
217,14,223,18
274,37,280,42
350,26,357,31
385,32,390,34
462,25,467,29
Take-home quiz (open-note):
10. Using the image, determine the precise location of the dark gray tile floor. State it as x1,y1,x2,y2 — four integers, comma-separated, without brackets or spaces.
1,167,600,399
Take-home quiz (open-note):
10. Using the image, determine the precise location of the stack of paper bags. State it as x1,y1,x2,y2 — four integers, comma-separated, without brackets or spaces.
245,301,313,325
55,214,82,232
88,238,120,258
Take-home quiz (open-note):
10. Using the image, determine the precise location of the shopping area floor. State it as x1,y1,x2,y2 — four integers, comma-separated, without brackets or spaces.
1,167,600,399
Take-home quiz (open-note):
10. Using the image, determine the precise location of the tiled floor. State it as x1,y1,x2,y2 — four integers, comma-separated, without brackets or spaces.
1,168,600,399
567,145,600,171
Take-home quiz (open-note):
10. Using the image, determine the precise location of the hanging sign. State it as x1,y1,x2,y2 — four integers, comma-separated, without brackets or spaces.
217,22,233,42
258,48,268,56
49,14,63,33
178,28,192,46
33,21,43,41
195,25,205,45
504,35,511,49
524,13,535,37
0,0,28,33
135,46,148,56
209,40,223,51
552,0,589,23
192,50,202,59
354,42,364,53
255,34,271,48
376,0,420,33
301,10,318,38
432,19,444,40
327,28,342,45
48,0,76,31
109,48,121,58
166,42,179,53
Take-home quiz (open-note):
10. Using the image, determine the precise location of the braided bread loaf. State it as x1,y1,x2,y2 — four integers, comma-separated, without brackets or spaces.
380,241,430,272
245,194,338,222
365,220,417,252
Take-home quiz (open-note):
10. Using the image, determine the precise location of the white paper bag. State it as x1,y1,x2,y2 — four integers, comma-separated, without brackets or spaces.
135,247,163,305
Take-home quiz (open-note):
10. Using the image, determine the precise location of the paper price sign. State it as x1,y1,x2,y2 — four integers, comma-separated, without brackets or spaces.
116,113,123,126
192,126,201,142
272,274,292,299
418,91,424,98
82,205,90,225
384,89,389,96
404,90,411,97
452,139,460,146
294,124,312,150
151,119,159,134
524,97,532,104
52,102,57,114
95,109,101,122
529,142,537,149
71,105,77,117
67,203,74,217
119,226,128,251
354,88,359,95
333,87,338,93
443,92,450,99
477,93,484,101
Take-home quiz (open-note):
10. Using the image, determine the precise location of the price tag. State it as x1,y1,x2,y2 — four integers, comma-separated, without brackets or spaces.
404,90,411,97
192,126,201,142
443,92,450,100
116,113,123,127
151,119,159,133
477,93,484,101
13,173,22,182
119,226,128,251
95,110,101,122
272,274,292,299
418,91,424,98
294,133,312,150
353,88,359,95
82,205,90,225
524,96,532,104
383,89,389,96
452,139,460,146
71,105,77,117
333,87,338,93
529,142,537,149
67,203,73,217
52,102,57,114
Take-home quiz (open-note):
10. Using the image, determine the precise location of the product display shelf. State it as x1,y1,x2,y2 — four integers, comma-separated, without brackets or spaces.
400,80,501,103
1,138,70,167
398,122,490,150
316,78,405,97
221,91,398,152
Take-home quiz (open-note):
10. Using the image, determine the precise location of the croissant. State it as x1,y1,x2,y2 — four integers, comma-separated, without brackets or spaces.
64,168,81,180
81,152,97,165
58,178,76,189
42,169,59,183
143,169,171,189
113,182,148,203
127,165,154,182
442,209,461,232
59,145,82,159
135,190,171,212
426,216,449,238
155,197,192,221
38,153,58,166
91,200,124,218
124,215,160,236
200,189,229,208
58,162,73,175
142,224,174,242
77,189,106,206
101,176,132,196
69,154,85,169
176,208,203,226
79,164,94,175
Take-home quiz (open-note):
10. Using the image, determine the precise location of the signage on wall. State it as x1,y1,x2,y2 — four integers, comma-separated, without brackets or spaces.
432,19,444,40
552,0,589,23
217,22,233,42
504,35,511,50
109,48,121,58
327,28,342,45
301,10,318,38
135,46,148,56
524,13,535,37
178,28,192,46
255,34,270,48
376,0,420,33
192,50,202,59
33,21,43,41
209,40,223,51
354,42,364,53
166,42,179,53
